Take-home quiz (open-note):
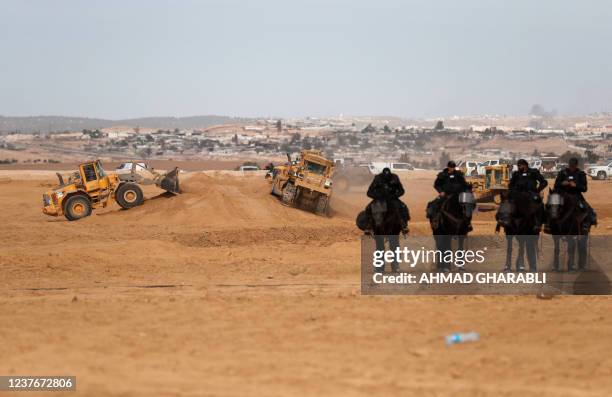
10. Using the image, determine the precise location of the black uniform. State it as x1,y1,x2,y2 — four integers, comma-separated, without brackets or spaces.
366,172,409,229
553,166,596,228
434,169,469,195
554,168,587,198
509,168,548,197
366,171,409,272
367,172,405,200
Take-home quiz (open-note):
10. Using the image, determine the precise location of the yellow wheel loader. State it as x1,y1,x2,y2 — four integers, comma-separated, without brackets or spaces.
467,163,511,205
271,150,334,215
42,160,180,221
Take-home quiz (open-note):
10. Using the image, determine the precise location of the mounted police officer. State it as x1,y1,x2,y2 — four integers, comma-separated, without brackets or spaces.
429,161,473,272
433,160,470,198
363,167,410,273
553,157,595,224
507,159,548,271
428,160,470,219
509,159,548,199
366,167,409,233
367,167,405,202
552,157,596,271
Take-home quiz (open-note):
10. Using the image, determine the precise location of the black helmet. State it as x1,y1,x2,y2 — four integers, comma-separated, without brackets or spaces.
517,159,528,167
447,161,456,168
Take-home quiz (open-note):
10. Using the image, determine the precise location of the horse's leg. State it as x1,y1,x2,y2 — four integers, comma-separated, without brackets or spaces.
433,235,442,271
526,235,538,272
504,234,513,271
374,235,386,273
388,234,400,272
577,234,588,270
552,235,560,271
434,235,450,271
516,236,526,271
566,236,576,272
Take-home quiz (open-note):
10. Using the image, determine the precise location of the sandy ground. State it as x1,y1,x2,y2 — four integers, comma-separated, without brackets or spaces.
1,171,611,396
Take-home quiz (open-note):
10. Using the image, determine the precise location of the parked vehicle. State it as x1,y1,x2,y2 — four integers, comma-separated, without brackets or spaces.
116,162,147,172
588,160,612,180
476,159,500,175
461,160,479,176
539,156,559,178
368,162,414,175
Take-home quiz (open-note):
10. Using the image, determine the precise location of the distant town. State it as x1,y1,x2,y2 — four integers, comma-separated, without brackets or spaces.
1,112,612,170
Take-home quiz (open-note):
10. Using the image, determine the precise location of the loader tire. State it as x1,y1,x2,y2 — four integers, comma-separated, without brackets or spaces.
116,183,144,209
64,195,92,221
281,182,297,205
315,195,329,216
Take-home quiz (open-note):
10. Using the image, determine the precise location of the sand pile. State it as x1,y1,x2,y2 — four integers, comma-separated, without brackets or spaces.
114,173,356,232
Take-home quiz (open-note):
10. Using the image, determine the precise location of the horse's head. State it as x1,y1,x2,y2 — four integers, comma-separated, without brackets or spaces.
496,198,514,227
546,190,564,220
458,191,476,218
370,199,387,229
511,190,541,218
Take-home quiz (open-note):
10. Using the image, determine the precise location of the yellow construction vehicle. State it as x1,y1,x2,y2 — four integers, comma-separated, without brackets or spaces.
42,160,180,221
271,150,334,215
467,163,512,204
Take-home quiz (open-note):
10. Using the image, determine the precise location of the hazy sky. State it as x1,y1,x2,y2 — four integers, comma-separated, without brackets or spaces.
1,0,611,119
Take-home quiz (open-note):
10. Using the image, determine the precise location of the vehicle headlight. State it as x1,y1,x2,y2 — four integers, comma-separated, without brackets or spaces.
324,179,332,188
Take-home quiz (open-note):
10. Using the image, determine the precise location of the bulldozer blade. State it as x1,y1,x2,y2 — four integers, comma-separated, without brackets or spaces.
160,167,180,194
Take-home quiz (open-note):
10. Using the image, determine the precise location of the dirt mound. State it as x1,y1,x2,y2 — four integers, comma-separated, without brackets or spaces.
115,173,356,231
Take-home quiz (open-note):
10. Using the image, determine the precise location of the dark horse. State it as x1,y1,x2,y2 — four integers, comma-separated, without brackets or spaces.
495,191,543,272
545,190,594,272
428,191,475,272
356,199,410,272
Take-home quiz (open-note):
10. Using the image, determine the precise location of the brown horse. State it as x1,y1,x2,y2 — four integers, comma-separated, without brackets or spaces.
495,191,544,272
428,191,475,272
546,190,594,272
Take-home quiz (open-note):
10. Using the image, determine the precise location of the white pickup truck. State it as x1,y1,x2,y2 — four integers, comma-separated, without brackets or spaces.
588,161,612,180
476,159,500,175
368,162,414,175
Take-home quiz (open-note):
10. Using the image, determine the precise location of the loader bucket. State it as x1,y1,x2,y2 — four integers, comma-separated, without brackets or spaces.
159,167,180,194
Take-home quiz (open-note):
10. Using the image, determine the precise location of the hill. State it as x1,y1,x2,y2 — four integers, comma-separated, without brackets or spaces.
0,115,253,133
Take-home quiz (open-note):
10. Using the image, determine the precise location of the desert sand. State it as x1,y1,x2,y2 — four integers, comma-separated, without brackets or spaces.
0,171,611,396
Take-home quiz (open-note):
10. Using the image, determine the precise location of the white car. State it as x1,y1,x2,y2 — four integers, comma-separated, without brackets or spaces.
476,159,500,175
368,162,414,174
463,161,479,176
588,161,612,180
116,162,147,172
530,159,542,171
